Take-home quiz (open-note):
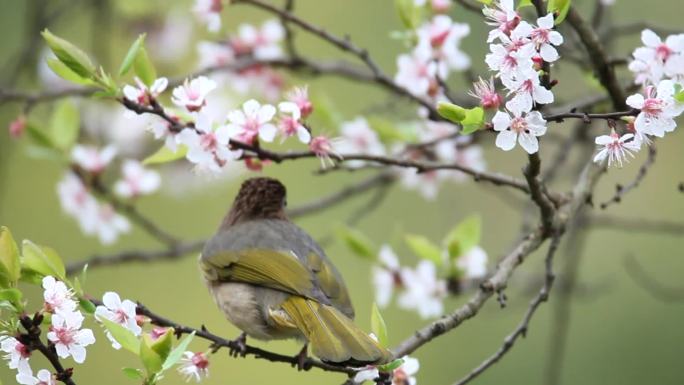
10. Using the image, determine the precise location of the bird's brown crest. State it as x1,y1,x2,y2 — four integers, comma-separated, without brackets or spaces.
221,177,288,228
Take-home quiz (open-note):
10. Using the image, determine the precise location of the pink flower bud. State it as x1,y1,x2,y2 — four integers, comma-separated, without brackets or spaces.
8,115,26,138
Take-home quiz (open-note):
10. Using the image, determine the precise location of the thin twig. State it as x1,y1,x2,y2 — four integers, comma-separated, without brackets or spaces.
624,254,684,303
600,144,656,209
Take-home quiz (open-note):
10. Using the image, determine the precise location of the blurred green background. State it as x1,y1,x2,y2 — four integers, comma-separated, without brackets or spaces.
1,0,683,384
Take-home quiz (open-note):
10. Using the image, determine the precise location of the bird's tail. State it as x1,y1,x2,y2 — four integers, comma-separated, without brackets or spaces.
280,296,392,366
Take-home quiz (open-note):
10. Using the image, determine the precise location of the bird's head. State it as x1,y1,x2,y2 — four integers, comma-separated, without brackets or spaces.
221,177,288,228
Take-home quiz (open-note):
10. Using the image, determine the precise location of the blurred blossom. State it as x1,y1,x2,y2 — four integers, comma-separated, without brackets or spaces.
286,86,313,118
43,276,77,316
0,336,31,374
629,29,684,86
93,204,131,245
95,292,142,350
309,135,340,168
148,117,181,152
197,41,234,70
234,19,285,60
417,15,471,71
71,145,117,174
456,246,488,280
277,101,311,144
57,172,99,232
395,41,444,98
334,117,385,168
149,12,194,64
398,260,447,319
178,351,210,382
194,0,223,32
172,76,217,112
8,115,26,138
592,129,640,168
16,368,55,385
114,160,161,199
373,245,401,308
226,99,277,144
47,311,95,364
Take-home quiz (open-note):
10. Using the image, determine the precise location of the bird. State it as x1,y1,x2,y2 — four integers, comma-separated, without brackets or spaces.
199,177,391,367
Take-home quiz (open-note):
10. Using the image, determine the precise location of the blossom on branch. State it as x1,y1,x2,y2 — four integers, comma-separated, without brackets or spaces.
123,77,168,106
277,102,311,144
629,29,684,86
114,160,161,199
47,311,95,364
193,0,223,32
492,109,547,154
373,245,402,308
593,129,641,168
626,79,684,138
286,86,313,118
42,276,77,315
334,117,386,168
172,76,217,112
16,368,56,385
71,145,117,174
226,99,278,145
398,260,447,319
0,336,31,374
178,113,241,173
178,351,210,382
233,19,285,60
95,292,143,350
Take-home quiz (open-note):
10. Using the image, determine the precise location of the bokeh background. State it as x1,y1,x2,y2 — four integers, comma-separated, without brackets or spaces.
1,1,683,384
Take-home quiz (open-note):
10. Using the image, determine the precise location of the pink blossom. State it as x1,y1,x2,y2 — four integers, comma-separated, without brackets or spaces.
593,129,641,167
171,76,217,112
626,79,684,138
178,352,210,382
309,135,340,168
0,336,31,374
234,20,284,60
193,0,223,32
333,117,385,168
469,77,502,110
8,115,26,138
417,15,471,71
226,99,278,144
395,42,445,97
483,0,520,42
47,312,95,364
277,102,311,144
177,113,241,173
286,86,313,118
122,77,168,106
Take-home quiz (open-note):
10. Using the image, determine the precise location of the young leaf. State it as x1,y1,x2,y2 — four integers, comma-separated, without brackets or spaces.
122,367,145,380
675,90,684,103
0,227,21,288
134,47,157,86
370,303,388,347
395,0,422,29
140,335,164,375
547,0,572,24
46,58,94,86
379,358,404,372
444,215,482,259
119,34,146,76
161,332,196,371
437,102,466,123
149,328,173,361
338,227,376,259
25,121,57,150
460,107,485,135
42,29,95,79
0,288,23,311
20,240,66,281
98,316,141,354
405,234,443,264
79,298,97,314
142,145,188,165
49,100,80,150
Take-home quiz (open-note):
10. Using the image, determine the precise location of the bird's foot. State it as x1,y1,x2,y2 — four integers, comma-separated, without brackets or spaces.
294,343,309,371
228,332,247,357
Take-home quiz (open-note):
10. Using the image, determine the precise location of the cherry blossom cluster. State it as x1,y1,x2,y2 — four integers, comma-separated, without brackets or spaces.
57,145,160,244
481,0,562,154
394,9,471,102
372,244,487,319
592,30,684,168
196,19,285,101
1,276,95,385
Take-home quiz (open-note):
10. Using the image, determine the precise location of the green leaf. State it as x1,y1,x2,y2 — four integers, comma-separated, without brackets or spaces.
98,316,141,354
119,34,146,76
46,58,95,86
150,328,173,361
405,234,443,264
338,227,376,259
0,289,23,311
122,367,145,380
460,107,485,135
134,47,156,86
547,0,572,25
79,298,97,314
674,86,684,103
20,240,66,281
49,100,80,150
161,332,195,371
437,102,466,123
0,227,21,288
379,358,404,372
42,29,95,79
444,215,482,259
370,303,388,347
142,144,188,165
25,121,57,150
395,0,422,29
140,334,163,375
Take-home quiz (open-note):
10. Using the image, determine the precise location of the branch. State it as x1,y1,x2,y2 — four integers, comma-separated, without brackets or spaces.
453,233,561,385
19,314,77,385
599,144,656,209
590,215,684,236
135,303,355,375
624,254,684,303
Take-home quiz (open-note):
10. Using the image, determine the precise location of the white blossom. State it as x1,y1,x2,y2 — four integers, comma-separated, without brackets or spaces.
0,336,31,374
193,0,223,32
492,109,547,154
502,67,554,114
16,369,56,385
178,352,210,382
456,246,488,280
71,145,117,174
626,79,684,138
172,76,217,112
334,117,385,168
122,77,168,105
177,113,241,173
398,260,447,319
47,312,95,364
235,19,284,60
114,160,161,198
226,99,278,144
277,102,311,144
42,276,77,315
373,245,401,308
592,129,641,167
93,204,131,245
95,292,142,350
